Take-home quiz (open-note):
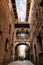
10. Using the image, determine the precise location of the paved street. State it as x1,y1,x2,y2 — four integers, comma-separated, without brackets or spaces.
8,60,34,65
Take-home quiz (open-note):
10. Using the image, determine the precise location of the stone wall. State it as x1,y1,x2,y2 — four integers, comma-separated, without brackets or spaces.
28,0,43,64
0,0,14,64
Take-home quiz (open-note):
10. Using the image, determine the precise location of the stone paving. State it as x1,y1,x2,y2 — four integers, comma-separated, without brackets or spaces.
8,60,34,65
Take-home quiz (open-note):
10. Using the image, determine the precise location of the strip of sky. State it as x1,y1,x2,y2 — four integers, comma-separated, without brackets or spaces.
15,0,26,22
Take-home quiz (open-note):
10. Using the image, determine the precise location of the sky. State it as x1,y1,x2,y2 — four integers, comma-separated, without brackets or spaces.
15,0,26,22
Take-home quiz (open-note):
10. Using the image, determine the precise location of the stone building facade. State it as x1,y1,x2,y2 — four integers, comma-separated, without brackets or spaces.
0,0,14,64
0,0,43,65
28,0,43,64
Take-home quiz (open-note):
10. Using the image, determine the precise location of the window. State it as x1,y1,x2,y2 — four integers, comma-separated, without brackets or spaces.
9,24,11,34
37,33,42,51
16,29,29,40
15,0,26,22
5,38,9,52
0,31,2,39
16,29,25,38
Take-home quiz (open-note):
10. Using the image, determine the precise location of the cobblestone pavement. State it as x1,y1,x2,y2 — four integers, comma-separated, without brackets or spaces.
8,60,34,65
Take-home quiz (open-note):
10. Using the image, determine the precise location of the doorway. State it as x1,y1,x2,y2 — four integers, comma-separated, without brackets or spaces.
15,43,30,61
